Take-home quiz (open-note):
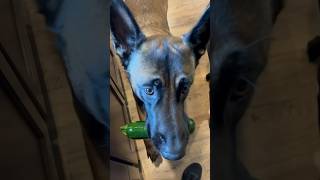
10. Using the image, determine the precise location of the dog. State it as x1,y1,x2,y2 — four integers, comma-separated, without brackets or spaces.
209,0,283,179
110,0,210,161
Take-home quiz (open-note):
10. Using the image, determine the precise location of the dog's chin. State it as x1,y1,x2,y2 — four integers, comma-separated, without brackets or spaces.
160,150,185,161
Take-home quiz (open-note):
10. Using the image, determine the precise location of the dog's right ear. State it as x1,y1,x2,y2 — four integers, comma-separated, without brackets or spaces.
182,5,210,65
110,0,145,68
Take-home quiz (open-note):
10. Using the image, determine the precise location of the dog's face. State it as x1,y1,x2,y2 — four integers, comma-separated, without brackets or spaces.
111,0,209,160
128,36,195,160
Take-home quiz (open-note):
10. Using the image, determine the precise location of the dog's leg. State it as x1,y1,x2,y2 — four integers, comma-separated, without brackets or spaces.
133,93,162,163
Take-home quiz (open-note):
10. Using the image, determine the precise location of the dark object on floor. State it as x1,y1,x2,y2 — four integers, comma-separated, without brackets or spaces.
182,163,202,180
205,73,210,81
307,36,320,63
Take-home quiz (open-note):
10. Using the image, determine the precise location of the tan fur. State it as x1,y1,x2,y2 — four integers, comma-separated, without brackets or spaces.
124,0,170,36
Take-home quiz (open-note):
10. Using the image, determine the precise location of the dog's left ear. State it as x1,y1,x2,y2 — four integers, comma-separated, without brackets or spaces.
183,6,210,64
110,0,145,68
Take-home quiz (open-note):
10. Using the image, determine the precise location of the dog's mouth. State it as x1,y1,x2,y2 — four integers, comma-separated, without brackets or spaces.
161,150,186,160
146,119,188,161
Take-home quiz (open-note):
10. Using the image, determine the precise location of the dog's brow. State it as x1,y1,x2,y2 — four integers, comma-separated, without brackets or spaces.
175,75,191,87
139,76,162,86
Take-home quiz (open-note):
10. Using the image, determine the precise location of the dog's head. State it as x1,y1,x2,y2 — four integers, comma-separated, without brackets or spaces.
110,0,210,160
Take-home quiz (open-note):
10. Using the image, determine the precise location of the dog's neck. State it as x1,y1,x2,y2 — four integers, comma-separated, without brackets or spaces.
125,0,170,36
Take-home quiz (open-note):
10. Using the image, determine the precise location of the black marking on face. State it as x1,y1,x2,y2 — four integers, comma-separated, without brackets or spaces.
176,78,191,102
147,123,151,138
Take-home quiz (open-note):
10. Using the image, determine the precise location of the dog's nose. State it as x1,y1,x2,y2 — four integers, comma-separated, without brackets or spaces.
152,132,166,147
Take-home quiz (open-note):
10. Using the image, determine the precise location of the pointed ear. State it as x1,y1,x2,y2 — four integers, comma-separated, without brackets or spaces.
110,0,145,68
183,5,210,63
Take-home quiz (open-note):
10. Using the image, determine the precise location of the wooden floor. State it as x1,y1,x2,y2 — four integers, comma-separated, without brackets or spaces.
118,0,320,180
237,1,320,179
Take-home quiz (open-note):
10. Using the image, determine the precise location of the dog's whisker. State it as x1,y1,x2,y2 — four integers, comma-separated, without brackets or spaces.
239,76,256,88
243,34,273,50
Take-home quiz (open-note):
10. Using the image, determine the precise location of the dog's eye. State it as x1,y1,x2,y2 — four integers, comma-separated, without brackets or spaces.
153,79,161,87
181,84,189,94
145,87,154,95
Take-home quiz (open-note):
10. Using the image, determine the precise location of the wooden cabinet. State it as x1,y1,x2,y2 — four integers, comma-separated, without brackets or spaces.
110,52,126,98
0,0,143,179
0,71,59,180
0,1,63,180
109,52,142,180
0,0,48,115
110,160,141,180
110,89,137,163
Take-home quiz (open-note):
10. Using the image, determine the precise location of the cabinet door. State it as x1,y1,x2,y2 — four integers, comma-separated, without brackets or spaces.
0,0,64,178
0,0,48,116
110,51,126,98
110,160,130,180
0,56,60,180
109,83,139,164
110,160,141,180
0,84,48,180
